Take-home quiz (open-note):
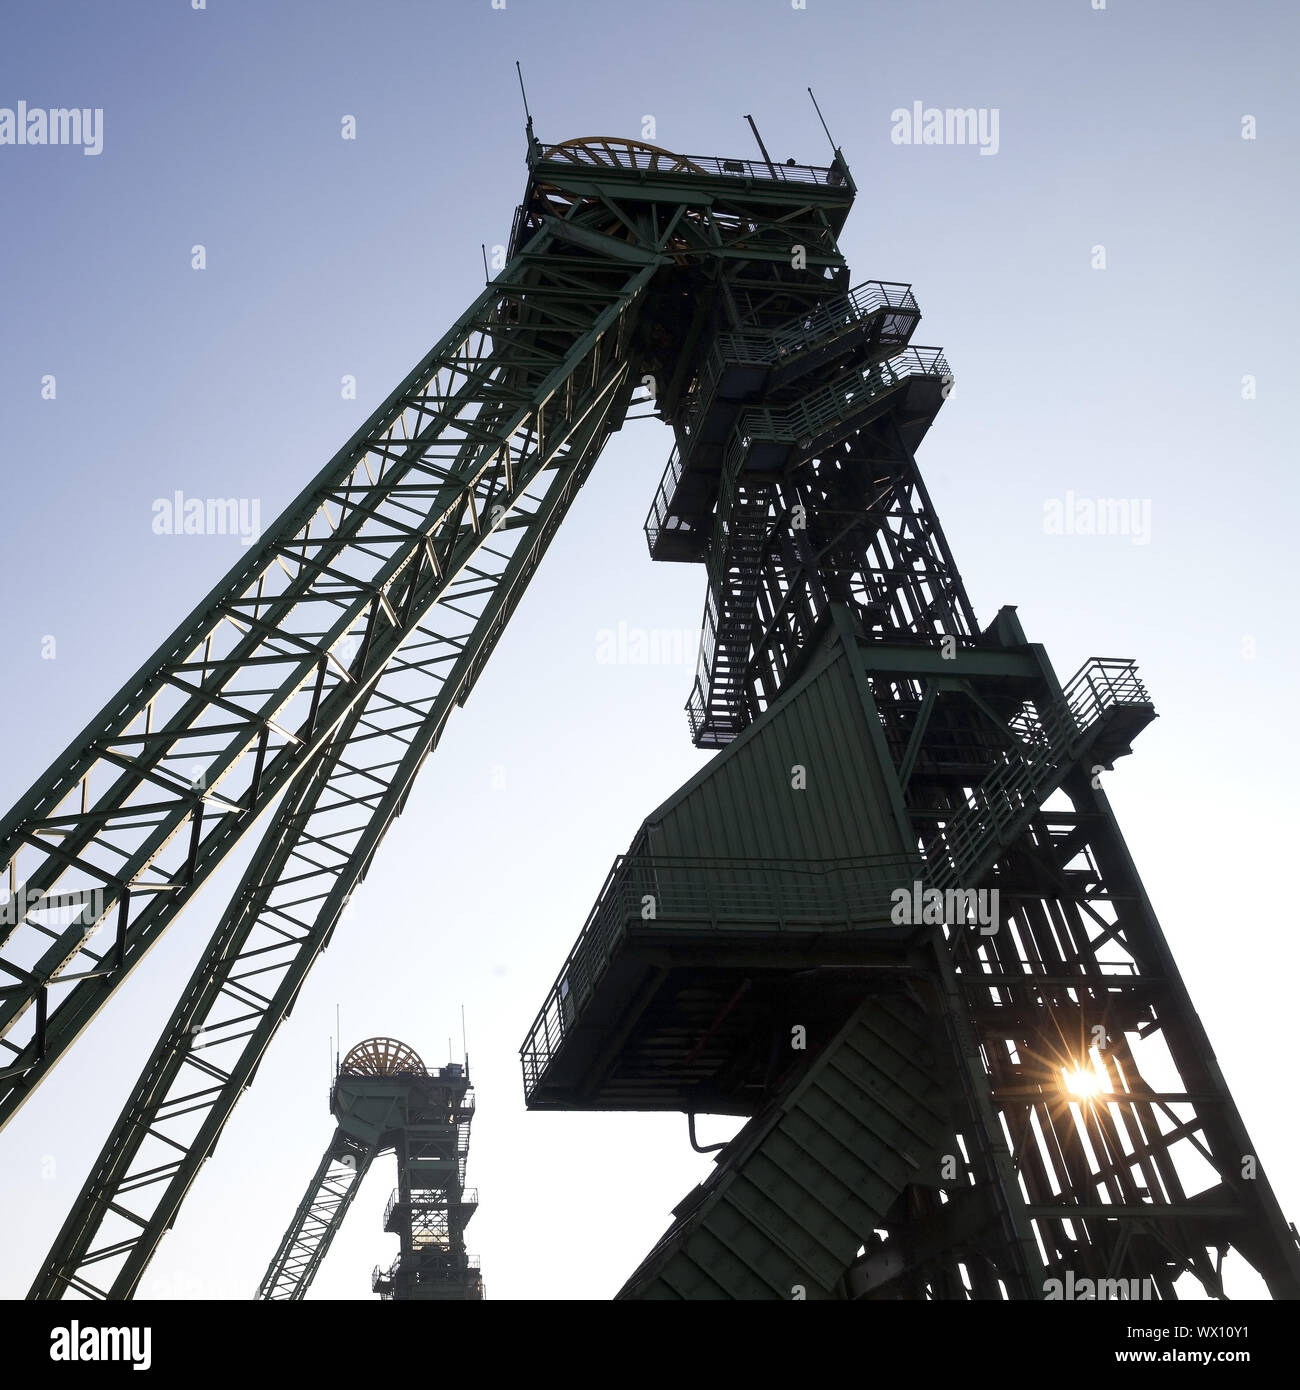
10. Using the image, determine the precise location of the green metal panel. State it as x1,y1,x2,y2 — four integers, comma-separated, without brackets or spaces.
644,633,910,865
619,991,952,1300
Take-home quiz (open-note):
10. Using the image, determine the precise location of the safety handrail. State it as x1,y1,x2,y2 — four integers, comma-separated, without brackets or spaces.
646,283,924,547
536,143,845,187
522,851,925,1084
924,660,1152,893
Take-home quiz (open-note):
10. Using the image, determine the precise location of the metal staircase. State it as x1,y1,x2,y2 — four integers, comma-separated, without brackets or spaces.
688,347,954,745
921,658,1156,908
646,282,922,563
688,482,772,744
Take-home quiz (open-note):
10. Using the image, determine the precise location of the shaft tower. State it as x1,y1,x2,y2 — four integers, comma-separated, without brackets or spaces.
257,1038,482,1301
517,141,1300,1301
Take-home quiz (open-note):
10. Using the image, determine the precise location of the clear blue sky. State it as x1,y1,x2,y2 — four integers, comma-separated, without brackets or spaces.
1,0,1297,1300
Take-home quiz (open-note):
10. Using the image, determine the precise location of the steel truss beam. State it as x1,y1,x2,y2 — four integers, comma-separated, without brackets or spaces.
28,326,639,1299
957,775,1300,1299
13,127,1293,1306
255,1132,376,1302
1,236,651,1127
737,412,980,719
850,654,1300,1299
16,137,864,1299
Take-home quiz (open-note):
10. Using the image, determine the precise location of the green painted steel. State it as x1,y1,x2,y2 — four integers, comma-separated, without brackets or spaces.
645,280,922,562
521,633,922,1109
521,630,1160,1111
618,992,951,1299
257,1043,481,1302
516,170,1300,1293
647,636,913,863
9,122,1300,1304
256,1135,377,1301
27,231,653,1301
6,233,651,1130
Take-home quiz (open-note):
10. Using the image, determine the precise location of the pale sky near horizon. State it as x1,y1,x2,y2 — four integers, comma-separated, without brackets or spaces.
1,0,1298,1300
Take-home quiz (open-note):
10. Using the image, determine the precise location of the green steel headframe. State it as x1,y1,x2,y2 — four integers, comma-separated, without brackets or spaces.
256,1038,480,1301
6,125,1297,1303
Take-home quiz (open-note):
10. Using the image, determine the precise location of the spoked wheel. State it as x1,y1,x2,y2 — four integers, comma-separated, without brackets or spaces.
340,1037,426,1076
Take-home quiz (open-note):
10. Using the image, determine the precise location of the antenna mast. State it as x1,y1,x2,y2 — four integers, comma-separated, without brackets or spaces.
743,114,777,179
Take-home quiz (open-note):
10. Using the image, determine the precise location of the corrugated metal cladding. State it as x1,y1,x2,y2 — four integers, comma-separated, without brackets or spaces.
618,993,951,1299
643,637,907,862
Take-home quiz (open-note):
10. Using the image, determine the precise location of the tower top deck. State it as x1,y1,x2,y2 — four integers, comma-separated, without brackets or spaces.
509,131,857,261
528,134,853,192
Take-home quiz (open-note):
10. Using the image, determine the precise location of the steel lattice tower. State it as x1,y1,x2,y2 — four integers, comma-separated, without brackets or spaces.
257,1038,482,1301
3,124,1296,1300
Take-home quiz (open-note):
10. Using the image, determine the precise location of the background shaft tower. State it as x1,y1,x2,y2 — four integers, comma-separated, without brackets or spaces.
257,1038,482,1301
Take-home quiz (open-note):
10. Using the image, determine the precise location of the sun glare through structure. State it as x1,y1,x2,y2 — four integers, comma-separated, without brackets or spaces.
1062,1064,1104,1100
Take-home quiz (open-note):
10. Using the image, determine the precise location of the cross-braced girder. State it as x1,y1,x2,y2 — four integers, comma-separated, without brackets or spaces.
0,238,651,1136
256,1134,375,1302
694,414,980,741
518,149,1300,1292
28,304,640,1300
